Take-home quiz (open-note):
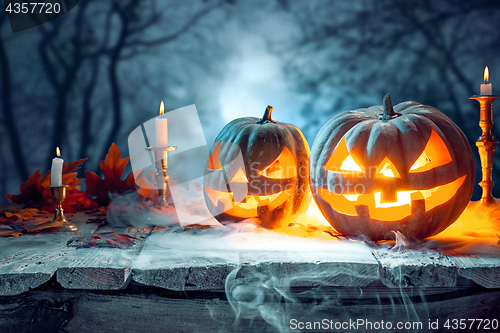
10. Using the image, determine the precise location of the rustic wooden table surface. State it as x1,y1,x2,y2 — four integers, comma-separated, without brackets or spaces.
1,210,500,332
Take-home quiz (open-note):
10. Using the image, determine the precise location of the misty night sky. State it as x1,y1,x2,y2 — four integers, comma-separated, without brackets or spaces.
1,0,500,202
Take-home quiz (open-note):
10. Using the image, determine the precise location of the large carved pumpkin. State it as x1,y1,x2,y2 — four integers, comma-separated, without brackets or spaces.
204,106,311,228
310,94,475,240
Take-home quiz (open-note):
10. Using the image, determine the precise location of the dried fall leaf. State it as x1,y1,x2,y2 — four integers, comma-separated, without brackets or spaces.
5,158,96,213
85,143,136,206
0,208,54,236
135,170,159,200
5,170,45,206
135,169,176,204
67,231,138,248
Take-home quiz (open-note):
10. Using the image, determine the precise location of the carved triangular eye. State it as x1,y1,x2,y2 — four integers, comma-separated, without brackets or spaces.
376,157,400,178
207,142,223,171
340,155,363,172
409,129,452,173
231,167,249,183
257,146,296,179
325,137,364,173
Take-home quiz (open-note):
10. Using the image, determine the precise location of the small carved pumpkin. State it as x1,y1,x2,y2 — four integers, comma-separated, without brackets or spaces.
204,106,311,228
310,94,475,240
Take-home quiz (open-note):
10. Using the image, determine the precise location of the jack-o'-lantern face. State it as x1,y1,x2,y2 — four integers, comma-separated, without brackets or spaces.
203,106,311,228
309,95,475,240
204,141,297,219
316,129,466,221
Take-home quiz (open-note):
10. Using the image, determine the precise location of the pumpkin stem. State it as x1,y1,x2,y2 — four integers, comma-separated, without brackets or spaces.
378,94,400,120
257,105,276,124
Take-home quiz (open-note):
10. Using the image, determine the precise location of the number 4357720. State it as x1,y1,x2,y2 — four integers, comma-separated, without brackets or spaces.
5,2,61,14
444,318,498,330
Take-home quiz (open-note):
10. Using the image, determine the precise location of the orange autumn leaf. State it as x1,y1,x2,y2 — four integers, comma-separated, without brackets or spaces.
67,231,138,248
0,208,53,236
3,208,45,220
135,170,160,200
5,158,96,213
85,143,136,206
135,169,177,202
5,170,45,206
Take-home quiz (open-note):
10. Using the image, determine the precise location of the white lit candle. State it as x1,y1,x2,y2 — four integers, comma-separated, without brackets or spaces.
155,101,169,147
51,147,63,186
480,66,492,95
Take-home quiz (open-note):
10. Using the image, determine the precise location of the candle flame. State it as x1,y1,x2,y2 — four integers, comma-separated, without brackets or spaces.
56,147,61,157
159,101,164,116
484,66,489,83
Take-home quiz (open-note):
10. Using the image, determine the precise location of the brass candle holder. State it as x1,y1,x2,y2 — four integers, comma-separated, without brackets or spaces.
47,185,78,231
470,94,500,205
146,146,177,206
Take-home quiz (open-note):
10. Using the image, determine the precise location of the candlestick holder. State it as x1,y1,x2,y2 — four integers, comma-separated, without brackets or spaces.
146,146,177,206
47,185,78,231
470,95,500,205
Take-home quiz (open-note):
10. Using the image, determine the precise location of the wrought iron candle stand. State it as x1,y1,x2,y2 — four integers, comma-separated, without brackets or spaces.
146,146,177,206
470,94,500,205
47,185,79,231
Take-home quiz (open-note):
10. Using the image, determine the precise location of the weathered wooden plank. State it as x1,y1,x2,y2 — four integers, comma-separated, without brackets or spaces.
132,231,379,290
1,285,499,333
372,249,458,288
56,227,149,290
238,242,380,288
448,256,500,288
131,239,238,290
0,234,76,296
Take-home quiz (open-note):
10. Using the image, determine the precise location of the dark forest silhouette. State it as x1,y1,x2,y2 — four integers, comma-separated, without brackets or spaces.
1,0,500,201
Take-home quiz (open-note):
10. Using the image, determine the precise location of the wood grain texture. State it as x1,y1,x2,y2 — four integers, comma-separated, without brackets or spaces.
448,256,500,288
56,227,149,290
132,232,379,290
131,242,238,290
1,284,499,333
1,205,500,293
0,234,75,296
372,249,458,288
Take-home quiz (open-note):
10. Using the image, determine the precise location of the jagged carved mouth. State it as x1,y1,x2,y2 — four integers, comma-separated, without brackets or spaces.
316,175,466,221
205,185,291,217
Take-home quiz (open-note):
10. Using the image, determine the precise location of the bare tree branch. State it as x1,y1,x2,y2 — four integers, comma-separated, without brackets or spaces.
0,16,28,181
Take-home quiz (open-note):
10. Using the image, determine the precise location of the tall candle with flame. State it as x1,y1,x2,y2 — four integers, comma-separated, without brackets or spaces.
155,101,168,147
51,147,63,186
481,66,492,95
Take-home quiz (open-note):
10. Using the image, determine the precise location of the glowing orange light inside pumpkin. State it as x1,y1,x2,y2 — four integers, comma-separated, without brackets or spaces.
257,146,297,178
344,194,359,201
484,66,489,83
205,184,292,218
159,101,165,116
409,129,452,172
205,143,298,219
376,157,400,178
374,191,410,208
325,137,364,175
340,155,363,172
319,128,463,220
317,175,466,221
231,167,249,183
207,142,223,171
56,147,61,157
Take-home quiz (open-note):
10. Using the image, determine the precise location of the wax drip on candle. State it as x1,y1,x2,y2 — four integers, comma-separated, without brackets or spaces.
481,66,492,95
